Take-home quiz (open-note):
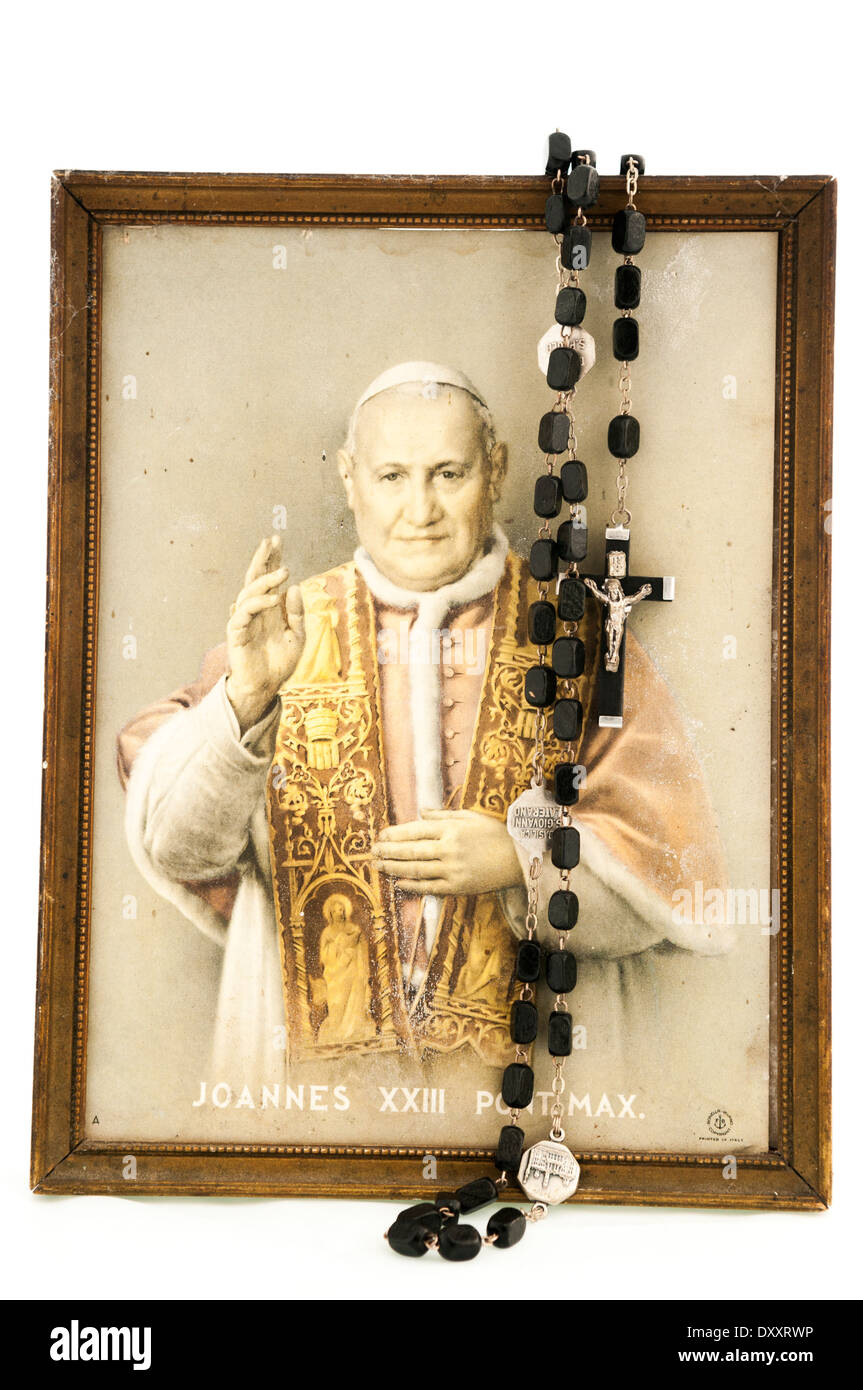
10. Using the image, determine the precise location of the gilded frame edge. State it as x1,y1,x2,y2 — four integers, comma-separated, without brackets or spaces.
31,172,835,1210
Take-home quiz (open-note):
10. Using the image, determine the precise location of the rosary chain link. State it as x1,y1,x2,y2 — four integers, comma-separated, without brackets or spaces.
611,458,632,529
626,156,639,208
618,360,633,414
549,1055,568,1141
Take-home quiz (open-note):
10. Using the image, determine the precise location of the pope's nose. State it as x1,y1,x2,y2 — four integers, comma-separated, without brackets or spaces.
403,478,443,528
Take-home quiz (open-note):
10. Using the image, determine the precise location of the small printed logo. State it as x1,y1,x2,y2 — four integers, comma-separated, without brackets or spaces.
707,1108,733,1137
50,1321,151,1371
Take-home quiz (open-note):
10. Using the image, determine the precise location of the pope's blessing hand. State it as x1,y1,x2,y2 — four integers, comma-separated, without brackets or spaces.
226,535,305,733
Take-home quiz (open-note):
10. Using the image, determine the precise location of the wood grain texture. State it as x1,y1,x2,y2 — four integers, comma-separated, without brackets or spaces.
58,171,829,225
30,182,91,1188
32,173,835,1208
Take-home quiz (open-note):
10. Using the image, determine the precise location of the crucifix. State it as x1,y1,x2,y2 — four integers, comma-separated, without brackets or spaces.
581,525,675,729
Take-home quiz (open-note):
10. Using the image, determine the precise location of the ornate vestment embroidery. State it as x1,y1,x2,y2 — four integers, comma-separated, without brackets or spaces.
265,554,598,1064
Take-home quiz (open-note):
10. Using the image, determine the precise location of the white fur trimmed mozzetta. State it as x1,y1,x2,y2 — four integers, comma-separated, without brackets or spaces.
354,524,509,978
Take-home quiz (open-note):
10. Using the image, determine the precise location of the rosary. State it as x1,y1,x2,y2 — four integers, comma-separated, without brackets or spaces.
385,135,674,1261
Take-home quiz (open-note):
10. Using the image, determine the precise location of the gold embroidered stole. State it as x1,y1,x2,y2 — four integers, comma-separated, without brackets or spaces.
265,553,598,1064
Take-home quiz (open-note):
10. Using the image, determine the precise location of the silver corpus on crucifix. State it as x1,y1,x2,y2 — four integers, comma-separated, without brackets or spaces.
582,524,675,723
584,570,652,673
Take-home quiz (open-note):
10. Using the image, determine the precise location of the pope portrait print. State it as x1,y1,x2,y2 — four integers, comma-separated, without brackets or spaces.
118,361,732,1092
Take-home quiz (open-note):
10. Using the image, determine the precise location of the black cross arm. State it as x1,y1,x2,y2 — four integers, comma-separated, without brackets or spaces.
582,573,675,601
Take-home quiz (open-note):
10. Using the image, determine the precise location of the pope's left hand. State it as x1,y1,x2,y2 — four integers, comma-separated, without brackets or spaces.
372,809,524,897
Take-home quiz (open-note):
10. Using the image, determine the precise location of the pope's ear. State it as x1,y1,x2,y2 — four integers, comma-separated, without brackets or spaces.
489,440,508,502
337,448,355,510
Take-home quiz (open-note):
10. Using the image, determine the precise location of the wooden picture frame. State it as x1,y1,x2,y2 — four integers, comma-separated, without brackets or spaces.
31,171,834,1208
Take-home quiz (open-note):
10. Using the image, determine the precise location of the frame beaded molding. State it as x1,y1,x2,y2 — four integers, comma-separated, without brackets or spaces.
72,220,101,1142
94,212,797,232
775,221,796,1160
84,1138,787,1167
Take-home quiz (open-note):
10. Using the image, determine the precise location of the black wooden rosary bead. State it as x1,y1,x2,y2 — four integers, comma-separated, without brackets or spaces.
455,1175,499,1214
556,518,588,563
387,1202,441,1257
613,316,640,361
554,762,581,806
619,153,645,176
548,889,579,930
494,1123,525,1173
615,263,642,309
553,699,584,744
546,948,578,993
608,414,641,459
439,1224,483,1262
572,149,597,169
524,665,556,708
551,636,585,679
528,600,557,646
387,1220,432,1257
562,225,592,270
548,1010,573,1057
538,410,570,454
612,206,647,256
502,1062,535,1110
555,286,587,327
566,163,600,208
435,1192,462,1219
529,538,557,580
545,131,572,176
560,458,588,503
510,998,538,1044
515,938,542,983
546,346,581,392
551,823,581,869
534,473,562,518
393,1201,439,1228
487,1207,527,1249
557,576,586,622
545,192,569,234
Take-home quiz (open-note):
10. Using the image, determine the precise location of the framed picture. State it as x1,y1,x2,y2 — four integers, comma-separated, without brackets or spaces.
31,170,834,1208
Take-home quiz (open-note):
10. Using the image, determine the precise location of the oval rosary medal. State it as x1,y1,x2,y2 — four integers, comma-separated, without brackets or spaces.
506,781,559,861
518,1138,581,1205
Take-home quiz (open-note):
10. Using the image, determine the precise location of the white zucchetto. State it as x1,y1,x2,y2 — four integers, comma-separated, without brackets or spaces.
353,361,488,412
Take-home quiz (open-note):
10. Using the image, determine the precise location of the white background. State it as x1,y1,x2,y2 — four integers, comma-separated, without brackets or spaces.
0,1,857,1302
